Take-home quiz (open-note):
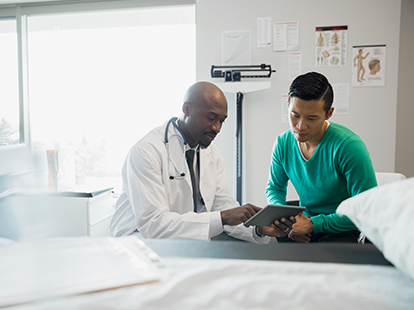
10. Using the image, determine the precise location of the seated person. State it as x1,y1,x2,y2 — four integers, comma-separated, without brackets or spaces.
109,81,294,242
266,72,377,243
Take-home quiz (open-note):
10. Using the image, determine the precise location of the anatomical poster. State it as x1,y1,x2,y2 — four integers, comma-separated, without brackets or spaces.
352,44,386,87
315,25,348,67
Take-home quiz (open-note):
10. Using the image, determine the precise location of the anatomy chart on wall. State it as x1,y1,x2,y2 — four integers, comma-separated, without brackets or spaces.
315,25,348,67
352,45,386,87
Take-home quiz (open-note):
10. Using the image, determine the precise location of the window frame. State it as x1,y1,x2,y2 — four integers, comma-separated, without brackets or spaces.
0,12,29,150
0,0,195,171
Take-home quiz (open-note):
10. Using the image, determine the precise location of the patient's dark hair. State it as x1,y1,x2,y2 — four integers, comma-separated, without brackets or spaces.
288,72,334,114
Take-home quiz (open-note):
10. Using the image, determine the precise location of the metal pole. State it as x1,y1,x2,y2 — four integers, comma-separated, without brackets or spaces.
236,92,243,205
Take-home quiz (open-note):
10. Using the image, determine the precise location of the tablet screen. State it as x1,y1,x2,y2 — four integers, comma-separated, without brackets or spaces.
244,204,305,227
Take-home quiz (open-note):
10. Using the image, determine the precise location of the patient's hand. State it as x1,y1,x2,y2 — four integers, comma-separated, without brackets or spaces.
258,216,296,237
288,232,311,243
291,213,313,235
288,213,313,243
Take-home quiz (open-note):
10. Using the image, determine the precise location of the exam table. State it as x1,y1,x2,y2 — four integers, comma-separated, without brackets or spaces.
2,237,413,310
2,177,414,309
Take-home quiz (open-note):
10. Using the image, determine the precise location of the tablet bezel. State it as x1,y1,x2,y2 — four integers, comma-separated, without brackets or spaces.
244,204,305,227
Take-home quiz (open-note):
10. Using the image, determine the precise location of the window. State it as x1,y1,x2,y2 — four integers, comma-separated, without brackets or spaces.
0,18,20,146
27,5,195,191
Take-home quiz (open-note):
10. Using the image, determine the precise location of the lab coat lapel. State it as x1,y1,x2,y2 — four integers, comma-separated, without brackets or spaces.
199,147,212,179
199,147,213,211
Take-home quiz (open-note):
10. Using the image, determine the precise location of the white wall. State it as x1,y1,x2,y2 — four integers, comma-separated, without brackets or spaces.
396,0,414,178
1,0,410,203
196,0,403,206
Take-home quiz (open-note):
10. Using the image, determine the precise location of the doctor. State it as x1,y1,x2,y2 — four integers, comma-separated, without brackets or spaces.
109,81,295,242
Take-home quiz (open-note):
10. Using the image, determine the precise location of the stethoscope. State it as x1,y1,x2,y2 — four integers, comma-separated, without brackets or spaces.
164,117,187,180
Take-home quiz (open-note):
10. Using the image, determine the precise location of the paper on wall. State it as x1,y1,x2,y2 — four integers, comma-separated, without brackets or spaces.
257,17,271,48
289,52,302,81
222,30,251,65
281,95,289,123
332,83,350,114
273,21,299,52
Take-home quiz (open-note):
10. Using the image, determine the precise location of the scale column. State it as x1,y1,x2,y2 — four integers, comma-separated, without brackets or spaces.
236,92,243,205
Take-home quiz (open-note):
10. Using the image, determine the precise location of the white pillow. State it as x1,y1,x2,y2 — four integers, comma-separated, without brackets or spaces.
337,177,414,280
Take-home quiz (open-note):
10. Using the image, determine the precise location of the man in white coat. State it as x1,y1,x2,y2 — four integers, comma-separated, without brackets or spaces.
109,81,295,242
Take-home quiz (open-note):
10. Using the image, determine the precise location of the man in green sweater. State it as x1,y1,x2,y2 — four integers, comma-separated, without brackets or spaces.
266,72,377,243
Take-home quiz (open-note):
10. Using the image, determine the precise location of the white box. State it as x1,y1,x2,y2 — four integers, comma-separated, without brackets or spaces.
8,189,115,241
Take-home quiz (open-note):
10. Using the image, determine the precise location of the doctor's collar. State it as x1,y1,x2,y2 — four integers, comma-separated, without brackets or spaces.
171,117,200,152
185,143,199,153
174,118,199,151
170,117,187,145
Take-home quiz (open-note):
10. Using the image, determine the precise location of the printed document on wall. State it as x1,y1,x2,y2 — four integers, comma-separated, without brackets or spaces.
281,95,289,123
273,22,299,52
222,30,251,65
257,17,271,48
286,22,299,51
288,52,302,81
332,83,349,114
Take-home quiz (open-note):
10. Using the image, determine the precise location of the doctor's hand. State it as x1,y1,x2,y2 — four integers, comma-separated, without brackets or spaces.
257,216,297,238
221,204,262,226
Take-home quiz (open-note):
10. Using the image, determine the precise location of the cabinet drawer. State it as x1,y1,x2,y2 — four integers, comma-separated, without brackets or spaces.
87,191,114,225
88,215,113,237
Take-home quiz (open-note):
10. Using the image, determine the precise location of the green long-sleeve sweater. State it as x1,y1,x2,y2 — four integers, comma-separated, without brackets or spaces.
266,122,377,234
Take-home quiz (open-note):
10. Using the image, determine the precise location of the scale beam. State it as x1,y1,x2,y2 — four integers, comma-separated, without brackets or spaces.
211,64,275,205
211,64,275,82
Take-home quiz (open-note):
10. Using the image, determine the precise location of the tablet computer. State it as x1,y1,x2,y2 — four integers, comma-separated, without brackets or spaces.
244,204,305,227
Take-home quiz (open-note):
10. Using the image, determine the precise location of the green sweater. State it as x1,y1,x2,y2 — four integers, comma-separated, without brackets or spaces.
266,122,377,234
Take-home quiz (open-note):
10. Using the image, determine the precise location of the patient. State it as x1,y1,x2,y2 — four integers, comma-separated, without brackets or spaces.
266,72,377,243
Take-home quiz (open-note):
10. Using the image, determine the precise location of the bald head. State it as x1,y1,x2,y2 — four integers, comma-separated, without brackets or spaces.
178,81,228,148
183,81,227,108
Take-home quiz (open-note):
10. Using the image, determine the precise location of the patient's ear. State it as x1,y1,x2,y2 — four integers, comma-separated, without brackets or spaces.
325,107,334,120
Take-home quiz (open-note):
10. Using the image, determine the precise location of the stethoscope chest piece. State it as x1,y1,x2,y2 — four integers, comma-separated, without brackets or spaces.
169,173,185,180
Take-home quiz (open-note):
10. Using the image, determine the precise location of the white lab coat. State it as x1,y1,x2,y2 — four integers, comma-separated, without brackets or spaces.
108,118,274,243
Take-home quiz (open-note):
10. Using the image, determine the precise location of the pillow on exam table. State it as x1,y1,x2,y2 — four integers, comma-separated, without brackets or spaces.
0,238,16,247
337,177,414,280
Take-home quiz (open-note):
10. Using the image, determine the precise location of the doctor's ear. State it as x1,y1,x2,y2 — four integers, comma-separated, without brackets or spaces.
182,102,191,116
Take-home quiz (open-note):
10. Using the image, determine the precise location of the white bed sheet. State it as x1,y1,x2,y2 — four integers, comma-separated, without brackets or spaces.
7,257,414,310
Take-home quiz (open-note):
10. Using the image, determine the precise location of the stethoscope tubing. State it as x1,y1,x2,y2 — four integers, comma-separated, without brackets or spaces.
164,117,187,145
165,117,187,180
